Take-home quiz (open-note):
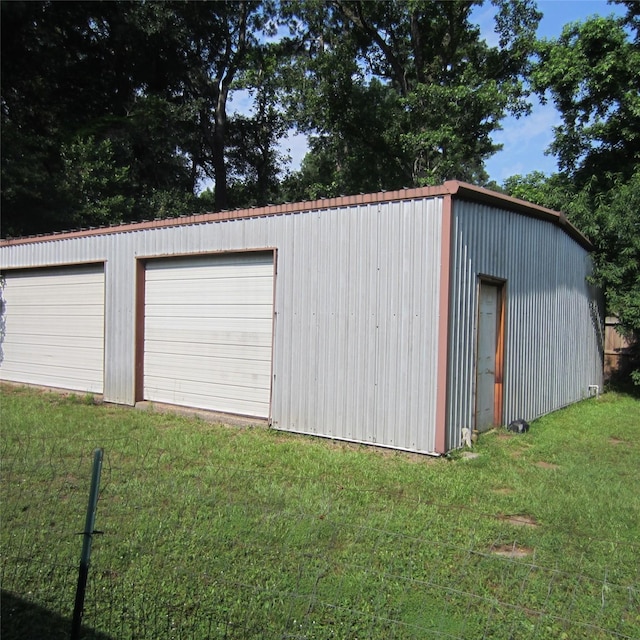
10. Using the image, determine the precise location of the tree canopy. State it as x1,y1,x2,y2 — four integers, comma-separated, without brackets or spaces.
532,5,639,187
1,0,280,235
2,0,542,235
280,0,541,198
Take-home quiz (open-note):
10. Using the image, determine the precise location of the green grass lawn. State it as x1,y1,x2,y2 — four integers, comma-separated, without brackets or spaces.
1,384,639,639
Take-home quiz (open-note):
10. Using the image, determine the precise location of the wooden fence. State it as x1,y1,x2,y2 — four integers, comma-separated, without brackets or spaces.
604,316,636,380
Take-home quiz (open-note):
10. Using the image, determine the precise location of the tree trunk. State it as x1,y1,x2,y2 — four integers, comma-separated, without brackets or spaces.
213,101,228,211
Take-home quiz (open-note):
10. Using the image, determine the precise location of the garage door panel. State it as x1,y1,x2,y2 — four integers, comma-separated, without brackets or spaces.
145,303,272,320
1,369,103,393
7,317,105,339
146,260,271,280
2,333,102,350
145,374,270,399
1,361,104,392
144,376,270,416
8,303,105,317
146,372,272,399
143,252,274,418
144,339,270,361
7,286,105,305
2,343,104,367
144,352,271,385
1,266,105,394
6,281,105,304
145,328,271,349
6,269,104,286
146,279,273,302
145,316,272,337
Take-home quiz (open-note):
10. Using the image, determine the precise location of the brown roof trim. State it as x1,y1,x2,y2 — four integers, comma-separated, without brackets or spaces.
0,184,453,246
444,181,593,251
0,180,592,251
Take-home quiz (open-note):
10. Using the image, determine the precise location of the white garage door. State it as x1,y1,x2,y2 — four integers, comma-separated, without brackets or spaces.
143,252,274,418
0,265,105,393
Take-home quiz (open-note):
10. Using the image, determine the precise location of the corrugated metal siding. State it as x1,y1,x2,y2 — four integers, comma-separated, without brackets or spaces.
446,201,603,449
104,233,138,404
0,198,445,454
270,199,445,453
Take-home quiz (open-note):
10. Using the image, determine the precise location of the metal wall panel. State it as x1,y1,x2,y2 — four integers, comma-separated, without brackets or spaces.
446,201,603,450
0,198,445,453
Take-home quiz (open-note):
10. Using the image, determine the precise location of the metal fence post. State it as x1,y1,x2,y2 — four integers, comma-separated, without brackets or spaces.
71,448,104,640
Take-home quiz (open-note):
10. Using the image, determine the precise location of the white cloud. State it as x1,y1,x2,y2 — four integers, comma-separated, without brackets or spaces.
279,131,309,172
496,100,560,147
485,98,562,182
471,3,500,48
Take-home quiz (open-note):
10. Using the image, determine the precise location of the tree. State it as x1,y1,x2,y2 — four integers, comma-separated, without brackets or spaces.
2,0,543,234
280,0,541,198
0,1,199,235
163,1,262,211
225,40,293,208
532,4,640,188
1,1,284,236
508,1,640,384
502,171,573,211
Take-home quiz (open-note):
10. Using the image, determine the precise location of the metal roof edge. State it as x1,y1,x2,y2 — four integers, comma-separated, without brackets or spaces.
0,184,452,246
0,180,592,251
444,180,593,251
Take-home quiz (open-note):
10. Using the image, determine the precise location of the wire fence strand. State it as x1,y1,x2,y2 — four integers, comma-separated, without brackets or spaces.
1,433,639,639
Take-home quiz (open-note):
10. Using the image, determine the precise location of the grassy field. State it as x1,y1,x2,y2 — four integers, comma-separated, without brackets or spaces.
1,384,639,639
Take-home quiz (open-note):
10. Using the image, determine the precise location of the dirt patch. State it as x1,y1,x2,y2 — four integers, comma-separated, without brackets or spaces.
327,441,439,463
492,487,515,496
609,437,628,446
135,401,268,428
498,514,539,527
491,544,534,559
535,461,560,470
369,447,436,463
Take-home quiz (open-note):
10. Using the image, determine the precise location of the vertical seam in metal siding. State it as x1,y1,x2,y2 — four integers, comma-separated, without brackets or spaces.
435,195,452,454
268,248,278,425
134,258,145,402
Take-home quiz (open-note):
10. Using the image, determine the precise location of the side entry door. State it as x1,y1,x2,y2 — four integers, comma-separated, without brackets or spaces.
474,280,505,431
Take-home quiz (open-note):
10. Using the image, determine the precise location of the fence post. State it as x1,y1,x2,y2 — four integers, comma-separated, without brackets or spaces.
71,448,104,640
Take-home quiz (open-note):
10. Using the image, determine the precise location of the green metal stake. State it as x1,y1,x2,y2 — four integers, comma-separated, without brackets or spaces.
71,448,103,640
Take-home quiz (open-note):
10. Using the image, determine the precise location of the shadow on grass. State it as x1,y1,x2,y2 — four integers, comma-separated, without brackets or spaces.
606,370,640,399
1,591,113,640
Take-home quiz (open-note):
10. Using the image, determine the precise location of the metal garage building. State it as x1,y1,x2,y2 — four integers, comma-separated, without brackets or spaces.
0,181,603,454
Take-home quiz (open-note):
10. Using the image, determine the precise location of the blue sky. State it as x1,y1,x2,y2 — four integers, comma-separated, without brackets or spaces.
481,0,627,184
229,1,627,187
